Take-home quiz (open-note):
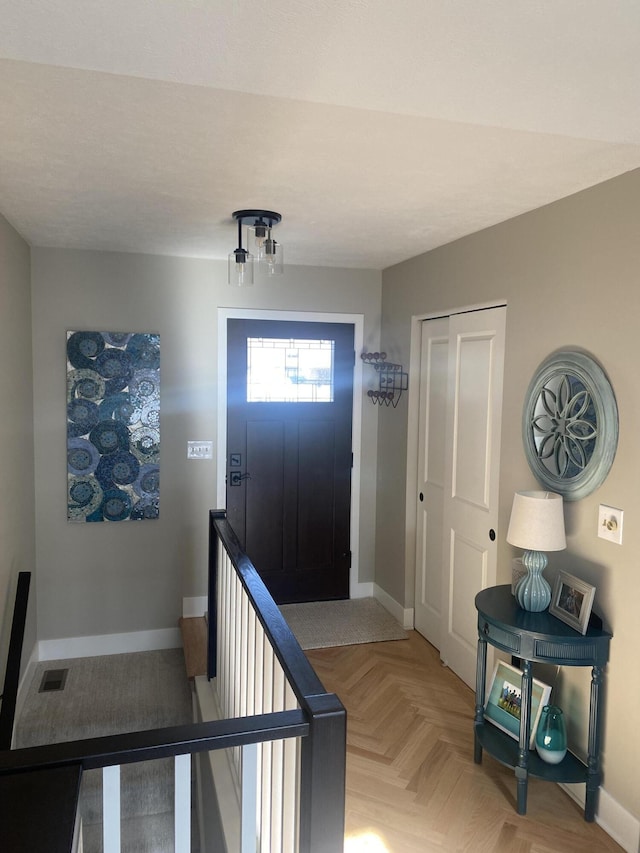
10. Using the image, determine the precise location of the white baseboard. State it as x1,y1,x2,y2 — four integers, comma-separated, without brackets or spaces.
12,641,40,747
560,782,639,852
183,596,208,618
38,627,182,661
373,584,414,630
350,582,374,599
18,640,39,697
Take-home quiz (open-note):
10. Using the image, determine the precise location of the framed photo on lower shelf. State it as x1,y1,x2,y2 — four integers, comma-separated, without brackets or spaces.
484,661,551,749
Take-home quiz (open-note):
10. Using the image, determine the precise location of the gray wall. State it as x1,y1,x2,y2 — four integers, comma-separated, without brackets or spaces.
379,168,640,822
0,214,36,682
31,249,381,641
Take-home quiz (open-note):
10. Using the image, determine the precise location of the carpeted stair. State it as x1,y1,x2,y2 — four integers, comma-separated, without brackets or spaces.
14,648,199,853
82,811,179,853
179,616,208,680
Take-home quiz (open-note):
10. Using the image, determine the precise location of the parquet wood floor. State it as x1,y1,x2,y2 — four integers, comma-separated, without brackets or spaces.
306,630,623,853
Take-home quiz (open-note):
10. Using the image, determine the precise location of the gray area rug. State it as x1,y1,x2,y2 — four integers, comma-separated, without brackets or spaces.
15,648,197,853
279,597,407,649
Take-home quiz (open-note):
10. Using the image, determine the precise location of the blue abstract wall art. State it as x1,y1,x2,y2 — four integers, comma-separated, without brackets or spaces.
67,331,160,522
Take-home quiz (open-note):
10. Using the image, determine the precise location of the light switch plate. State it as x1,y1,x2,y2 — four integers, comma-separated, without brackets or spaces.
187,441,213,460
598,504,623,544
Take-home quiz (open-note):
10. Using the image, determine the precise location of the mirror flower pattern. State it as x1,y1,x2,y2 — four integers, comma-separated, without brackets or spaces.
531,374,597,479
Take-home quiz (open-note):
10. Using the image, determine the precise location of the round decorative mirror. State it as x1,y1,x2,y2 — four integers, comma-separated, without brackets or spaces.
522,351,618,501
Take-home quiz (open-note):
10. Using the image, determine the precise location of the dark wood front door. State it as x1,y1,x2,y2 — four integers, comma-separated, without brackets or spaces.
226,318,354,603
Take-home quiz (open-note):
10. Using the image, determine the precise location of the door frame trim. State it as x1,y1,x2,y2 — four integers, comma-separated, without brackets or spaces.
404,300,507,623
217,307,365,598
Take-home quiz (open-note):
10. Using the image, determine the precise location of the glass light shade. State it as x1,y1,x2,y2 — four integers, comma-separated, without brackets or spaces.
259,238,283,276
507,491,566,612
228,249,254,287
249,219,268,249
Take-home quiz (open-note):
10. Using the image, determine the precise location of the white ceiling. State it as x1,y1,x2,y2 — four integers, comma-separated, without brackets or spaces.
1,0,640,269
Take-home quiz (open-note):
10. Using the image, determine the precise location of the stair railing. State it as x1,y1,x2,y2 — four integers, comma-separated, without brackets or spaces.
0,516,346,853
0,711,308,852
208,509,347,853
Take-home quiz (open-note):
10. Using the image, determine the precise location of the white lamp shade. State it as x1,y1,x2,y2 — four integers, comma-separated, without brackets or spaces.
506,491,566,552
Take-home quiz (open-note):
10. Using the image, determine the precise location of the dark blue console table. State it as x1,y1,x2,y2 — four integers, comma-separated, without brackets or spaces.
474,584,612,820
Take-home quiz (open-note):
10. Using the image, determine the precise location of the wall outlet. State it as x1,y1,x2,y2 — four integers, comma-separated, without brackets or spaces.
598,504,623,544
187,441,213,460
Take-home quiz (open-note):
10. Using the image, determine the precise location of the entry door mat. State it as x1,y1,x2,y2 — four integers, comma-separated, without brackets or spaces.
279,597,408,650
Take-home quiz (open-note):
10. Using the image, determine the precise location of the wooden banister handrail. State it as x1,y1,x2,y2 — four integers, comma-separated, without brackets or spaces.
0,710,308,776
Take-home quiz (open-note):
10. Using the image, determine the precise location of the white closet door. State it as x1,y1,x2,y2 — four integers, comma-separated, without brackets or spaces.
414,306,505,689
414,317,449,648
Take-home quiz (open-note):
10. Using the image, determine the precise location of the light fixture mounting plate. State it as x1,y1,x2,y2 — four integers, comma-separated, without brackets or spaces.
233,209,282,224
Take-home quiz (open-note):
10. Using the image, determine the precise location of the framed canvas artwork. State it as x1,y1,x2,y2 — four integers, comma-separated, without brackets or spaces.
67,331,160,522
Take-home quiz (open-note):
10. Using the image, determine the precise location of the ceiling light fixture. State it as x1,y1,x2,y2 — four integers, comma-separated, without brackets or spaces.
229,209,283,286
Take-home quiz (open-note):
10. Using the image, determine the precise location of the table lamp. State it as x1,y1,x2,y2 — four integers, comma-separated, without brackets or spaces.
506,490,566,612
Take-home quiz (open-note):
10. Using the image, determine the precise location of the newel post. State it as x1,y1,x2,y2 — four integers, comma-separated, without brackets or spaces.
298,693,346,853
208,510,226,680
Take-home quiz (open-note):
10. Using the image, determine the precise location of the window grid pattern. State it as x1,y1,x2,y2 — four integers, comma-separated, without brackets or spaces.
247,338,334,403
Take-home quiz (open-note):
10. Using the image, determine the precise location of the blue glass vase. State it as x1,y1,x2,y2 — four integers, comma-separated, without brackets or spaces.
535,705,567,764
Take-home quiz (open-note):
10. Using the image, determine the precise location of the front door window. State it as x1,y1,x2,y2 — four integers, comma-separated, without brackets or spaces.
246,337,334,403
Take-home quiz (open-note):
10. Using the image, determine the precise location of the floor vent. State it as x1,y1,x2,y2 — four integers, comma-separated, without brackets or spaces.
39,668,68,693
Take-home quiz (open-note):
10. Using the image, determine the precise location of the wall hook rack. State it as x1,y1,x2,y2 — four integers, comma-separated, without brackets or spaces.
361,352,408,408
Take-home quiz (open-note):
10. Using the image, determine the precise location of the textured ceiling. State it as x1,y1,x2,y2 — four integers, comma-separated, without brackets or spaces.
1,0,640,269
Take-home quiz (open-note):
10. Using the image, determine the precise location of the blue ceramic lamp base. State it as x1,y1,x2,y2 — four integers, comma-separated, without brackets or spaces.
514,549,551,612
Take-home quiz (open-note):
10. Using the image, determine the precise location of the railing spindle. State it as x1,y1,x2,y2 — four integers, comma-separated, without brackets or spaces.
102,765,121,853
174,753,191,853
241,742,258,853
240,592,249,719
283,682,300,852
270,664,286,851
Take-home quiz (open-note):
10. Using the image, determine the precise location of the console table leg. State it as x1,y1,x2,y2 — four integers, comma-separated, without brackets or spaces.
474,637,487,764
585,664,604,822
515,766,528,815
474,731,482,764
515,659,533,816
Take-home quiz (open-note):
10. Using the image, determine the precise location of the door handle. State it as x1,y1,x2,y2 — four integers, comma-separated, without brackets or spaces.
230,471,251,487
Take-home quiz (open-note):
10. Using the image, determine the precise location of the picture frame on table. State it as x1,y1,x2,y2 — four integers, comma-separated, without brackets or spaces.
484,661,551,749
549,571,595,635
